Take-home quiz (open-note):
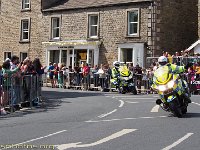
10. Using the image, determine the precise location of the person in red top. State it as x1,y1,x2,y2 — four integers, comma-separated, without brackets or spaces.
82,63,90,90
53,63,59,88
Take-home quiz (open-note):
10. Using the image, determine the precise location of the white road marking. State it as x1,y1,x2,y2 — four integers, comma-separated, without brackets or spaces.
56,129,137,150
151,105,160,112
126,101,139,104
119,100,125,108
98,109,117,118
122,98,154,100
192,102,200,106
126,101,154,104
112,96,115,99
153,95,159,98
0,130,67,150
162,133,194,150
86,116,168,123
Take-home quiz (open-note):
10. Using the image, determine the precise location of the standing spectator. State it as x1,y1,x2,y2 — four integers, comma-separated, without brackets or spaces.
2,60,21,110
98,64,106,90
48,62,55,88
10,56,21,110
128,63,135,73
92,65,99,87
33,58,46,75
33,58,46,98
58,63,64,88
74,66,81,86
142,68,149,93
152,62,158,71
134,64,142,93
82,63,90,90
53,63,59,88
195,61,200,78
68,66,74,87
21,58,33,104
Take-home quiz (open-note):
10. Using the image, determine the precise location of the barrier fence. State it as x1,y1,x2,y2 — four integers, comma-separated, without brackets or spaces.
0,74,41,115
1,69,199,115
43,71,154,93
43,70,200,95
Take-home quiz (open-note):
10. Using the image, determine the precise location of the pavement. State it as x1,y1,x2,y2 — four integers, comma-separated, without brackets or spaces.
0,87,200,150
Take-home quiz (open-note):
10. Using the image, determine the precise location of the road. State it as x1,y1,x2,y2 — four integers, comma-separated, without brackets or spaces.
0,87,200,150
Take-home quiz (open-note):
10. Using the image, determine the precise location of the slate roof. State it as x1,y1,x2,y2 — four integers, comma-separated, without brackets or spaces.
43,0,153,11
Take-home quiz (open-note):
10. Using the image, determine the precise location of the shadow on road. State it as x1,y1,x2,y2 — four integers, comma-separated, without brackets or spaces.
184,113,200,118
42,90,103,99
0,89,103,119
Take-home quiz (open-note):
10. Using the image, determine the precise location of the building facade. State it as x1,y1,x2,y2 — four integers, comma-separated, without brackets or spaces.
0,0,198,67
0,0,43,63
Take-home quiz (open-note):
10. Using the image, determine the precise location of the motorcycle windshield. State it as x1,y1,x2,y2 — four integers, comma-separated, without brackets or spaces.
154,66,172,85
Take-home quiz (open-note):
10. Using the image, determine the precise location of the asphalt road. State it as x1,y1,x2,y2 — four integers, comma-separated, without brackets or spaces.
0,87,200,150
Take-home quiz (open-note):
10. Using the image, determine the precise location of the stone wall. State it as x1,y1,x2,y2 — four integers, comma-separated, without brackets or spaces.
155,0,198,56
0,0,44,64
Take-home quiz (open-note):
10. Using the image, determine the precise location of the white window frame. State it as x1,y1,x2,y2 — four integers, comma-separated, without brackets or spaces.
51,17,60,40
22,0,30,10
4,52,12,60
127,9,140,36
20,18,30,42
88,14,99,38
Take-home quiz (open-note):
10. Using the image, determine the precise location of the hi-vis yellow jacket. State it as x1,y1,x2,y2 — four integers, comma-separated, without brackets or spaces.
153,64,185,85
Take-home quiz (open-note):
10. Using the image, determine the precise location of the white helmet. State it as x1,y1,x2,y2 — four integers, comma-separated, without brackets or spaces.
158,56,168,65
113,61,120,68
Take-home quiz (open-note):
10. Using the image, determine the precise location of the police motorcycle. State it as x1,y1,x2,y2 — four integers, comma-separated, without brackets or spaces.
116,64,137,95
151,65,190,118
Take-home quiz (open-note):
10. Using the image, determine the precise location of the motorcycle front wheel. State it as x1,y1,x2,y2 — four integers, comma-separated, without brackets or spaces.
169,100,183,118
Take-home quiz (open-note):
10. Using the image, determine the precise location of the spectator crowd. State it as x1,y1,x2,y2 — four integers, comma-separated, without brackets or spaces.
1,50,200,115
0,56,45,115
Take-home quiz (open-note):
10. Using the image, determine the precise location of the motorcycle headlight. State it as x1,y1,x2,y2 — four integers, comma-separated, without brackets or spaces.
167,80,175,88
158,85,167,92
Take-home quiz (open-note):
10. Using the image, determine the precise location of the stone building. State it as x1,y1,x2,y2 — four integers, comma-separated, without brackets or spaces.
0,0,198,67
186,0,200,54
0,0,43,63
41,0,198,68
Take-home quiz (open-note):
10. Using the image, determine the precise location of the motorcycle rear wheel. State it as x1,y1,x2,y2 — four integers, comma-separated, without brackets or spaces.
169,100,183,118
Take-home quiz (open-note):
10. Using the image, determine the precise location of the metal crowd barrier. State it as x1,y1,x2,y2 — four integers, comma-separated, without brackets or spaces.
0,74,41,115
43,70,153,93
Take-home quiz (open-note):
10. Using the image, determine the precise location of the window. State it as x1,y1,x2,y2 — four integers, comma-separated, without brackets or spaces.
120,48,133,63
51,17,60,40
21,19,30,41
22,0,30,10
4,52,12,60
127,10,139,36
88,14,98,38
49,50,60,63
20,52,28,62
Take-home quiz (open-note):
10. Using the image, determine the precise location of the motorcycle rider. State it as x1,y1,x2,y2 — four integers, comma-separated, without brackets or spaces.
111,61,120,89
154,56,192,103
